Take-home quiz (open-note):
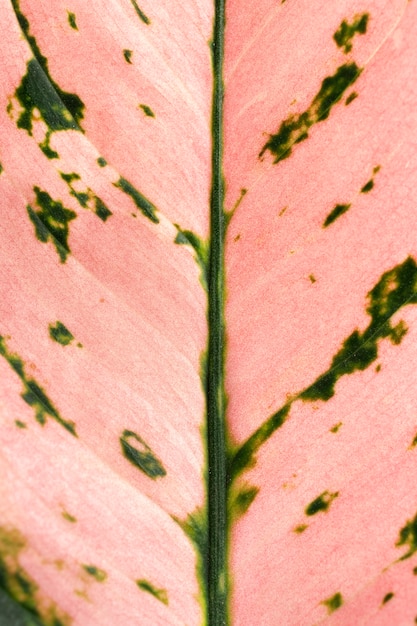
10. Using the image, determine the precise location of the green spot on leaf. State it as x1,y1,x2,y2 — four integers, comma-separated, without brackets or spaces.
382,592,394,605
229,404,290,480
94,197,112,221
61,511,77,523
136,580,168,605
305,490,339,516
97,157,107,167
67,12,78,30
334,14,369,54
260,63,361,163
60,172,112,222
49,321,74,346
15,420,27,429
300,258,417,402
345,91,358,105
174,225,209,289
123,49,133,64
120,430,166,478
232,485,259,516
0,336,77,436
330,422,343,433
13,58,82,159
174,508,207,611
0,526,72,625
390,320,408,345
139,103,155,117
82,565,107,583
130,0,150,24
323,203,351,228
396,510,417,560
10,1,84,158
27,187,77,263
114,177,159,223
322,592,343,614
361,179,374,193
294,524,308,534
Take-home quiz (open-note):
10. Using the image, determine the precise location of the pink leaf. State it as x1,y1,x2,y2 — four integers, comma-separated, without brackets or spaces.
1,0,417,624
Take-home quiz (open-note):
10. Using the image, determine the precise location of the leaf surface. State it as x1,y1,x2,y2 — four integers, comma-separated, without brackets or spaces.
0,0,212,623
1,0,417,624
224,0,417,623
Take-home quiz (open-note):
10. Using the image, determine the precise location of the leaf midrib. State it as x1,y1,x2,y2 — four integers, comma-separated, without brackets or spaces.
207,0,227,624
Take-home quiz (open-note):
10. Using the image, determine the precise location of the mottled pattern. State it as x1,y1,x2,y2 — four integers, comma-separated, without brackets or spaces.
225,0,417,623
0,0,212,623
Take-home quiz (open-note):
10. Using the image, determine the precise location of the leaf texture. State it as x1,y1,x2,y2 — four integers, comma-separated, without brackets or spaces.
0,0,212,623
224,0,417,623
1,0,417,624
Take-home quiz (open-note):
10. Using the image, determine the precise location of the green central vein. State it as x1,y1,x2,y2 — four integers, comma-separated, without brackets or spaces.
207,1,227,624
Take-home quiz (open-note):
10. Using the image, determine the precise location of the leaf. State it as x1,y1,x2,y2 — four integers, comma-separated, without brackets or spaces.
1,0,417,625
224,1,417,623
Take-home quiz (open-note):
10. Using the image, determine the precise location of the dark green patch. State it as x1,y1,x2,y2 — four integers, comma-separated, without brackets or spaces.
174,508,207,615
11,1,84,158
67,12,77,30
120,430,166,478
396,510,417,560
15,420,27,429
0,163,3,174
123,49,133,64
260,63,361,163
60,172,112,222
94,197,112,221
229,404,290,480
345,91,358,105
361,179,374,193
301,258,417,402
27,187,76,262
114,177,159,223
49,321,74,346
174,226,209,289
382,592,394,605
330,422,343,433
323,203,351,228
0,336,77,436
390,320,408,345
0,527,71,625
230,257,417,479
294,524,308,534
139,104,155,118
82,565,107,583
412,433,417,448
0,586,43,626
334,13,369,54
413,566,417,575
97,157,107,167
61,511,77,523
130,0,150,24
322,592,343,614
231,485,259,516
305,490,339,516
136,580,168,605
